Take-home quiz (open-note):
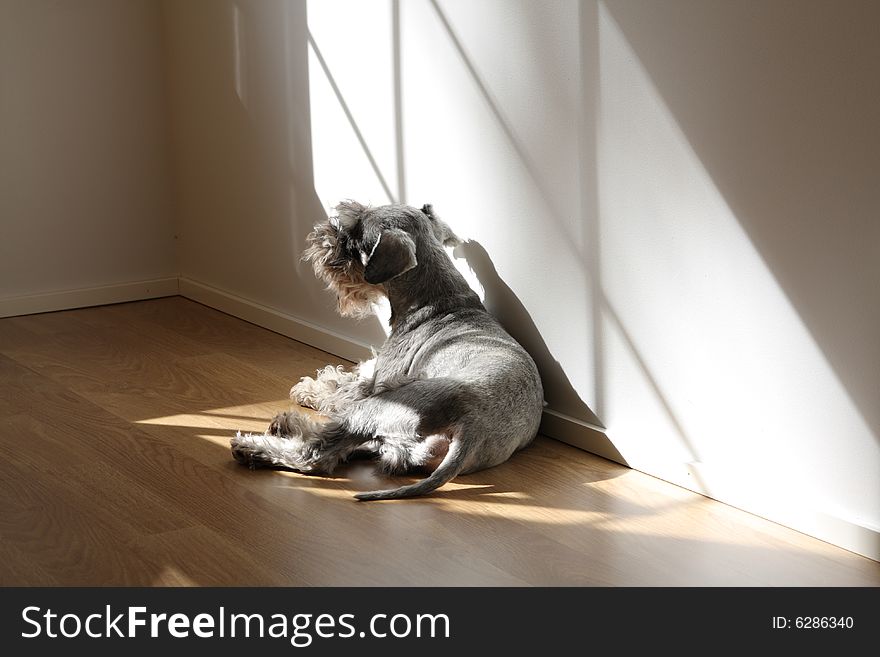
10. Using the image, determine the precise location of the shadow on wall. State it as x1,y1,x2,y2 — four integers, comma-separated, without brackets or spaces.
455,240,603,430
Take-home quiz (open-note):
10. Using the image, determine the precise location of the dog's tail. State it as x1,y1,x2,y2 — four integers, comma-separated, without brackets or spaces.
354,437,469,501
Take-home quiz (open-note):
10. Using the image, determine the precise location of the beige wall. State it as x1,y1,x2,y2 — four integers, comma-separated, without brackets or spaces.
0,0,176,300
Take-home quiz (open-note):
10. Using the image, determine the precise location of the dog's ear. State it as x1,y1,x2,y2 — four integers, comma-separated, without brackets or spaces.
421,203,462,247
334,200,369,230
364,229,417,284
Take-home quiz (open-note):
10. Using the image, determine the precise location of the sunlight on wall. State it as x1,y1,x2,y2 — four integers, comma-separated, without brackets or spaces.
398,0,599,420
307,0,397,210
307,0,405,330
597,3,878,536
301,0,878,556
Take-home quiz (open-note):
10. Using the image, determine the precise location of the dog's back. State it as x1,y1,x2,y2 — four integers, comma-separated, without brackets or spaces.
339,203,544,498
374,305,544,469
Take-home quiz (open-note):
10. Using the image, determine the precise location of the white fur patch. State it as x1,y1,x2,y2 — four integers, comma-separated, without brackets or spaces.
361,232,382,266
356,358,376,379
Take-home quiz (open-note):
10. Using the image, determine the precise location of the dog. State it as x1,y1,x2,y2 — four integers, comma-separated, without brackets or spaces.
230,201,544,499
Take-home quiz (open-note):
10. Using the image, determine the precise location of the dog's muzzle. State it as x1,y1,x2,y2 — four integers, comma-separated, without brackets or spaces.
303,221,384,318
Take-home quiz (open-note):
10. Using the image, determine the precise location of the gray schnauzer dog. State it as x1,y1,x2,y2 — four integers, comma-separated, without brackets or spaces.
230,201,543,500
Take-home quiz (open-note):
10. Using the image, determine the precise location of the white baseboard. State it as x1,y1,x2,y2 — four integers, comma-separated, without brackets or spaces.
644,459,880,563
178,277,373,362
543,416,877,560
0,277,180,319
540,408,626,466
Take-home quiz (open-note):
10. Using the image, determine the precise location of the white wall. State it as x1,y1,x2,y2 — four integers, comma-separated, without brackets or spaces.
301,0,880,557
0,0,176,305
594,0,880,557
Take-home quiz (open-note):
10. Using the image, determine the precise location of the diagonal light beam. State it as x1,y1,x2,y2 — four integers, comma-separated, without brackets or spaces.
307,31,397,204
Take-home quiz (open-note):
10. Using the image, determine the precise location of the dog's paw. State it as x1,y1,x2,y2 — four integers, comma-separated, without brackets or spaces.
230,433,277,469
290,377,320,409
231,432,312,472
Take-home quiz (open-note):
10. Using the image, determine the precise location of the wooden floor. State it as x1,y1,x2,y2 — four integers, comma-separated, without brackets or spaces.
0,297,877,586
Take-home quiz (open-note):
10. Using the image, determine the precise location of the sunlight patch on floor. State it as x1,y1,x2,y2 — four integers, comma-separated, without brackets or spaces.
151,565,199,587
196,433,239,449
200,402,290,420
137,413,268,433
136,401,292,433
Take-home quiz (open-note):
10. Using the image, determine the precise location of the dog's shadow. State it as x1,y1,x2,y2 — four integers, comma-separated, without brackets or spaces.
453,240,603,429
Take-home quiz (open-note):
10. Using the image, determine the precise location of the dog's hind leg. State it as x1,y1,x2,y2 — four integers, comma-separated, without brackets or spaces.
233,379,477,497
354,433,468,501
338,379,478,498
231,412,365,473
233,382,434,473
290,360,374,414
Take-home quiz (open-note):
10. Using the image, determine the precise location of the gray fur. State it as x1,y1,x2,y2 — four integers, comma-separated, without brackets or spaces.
231,201,544,499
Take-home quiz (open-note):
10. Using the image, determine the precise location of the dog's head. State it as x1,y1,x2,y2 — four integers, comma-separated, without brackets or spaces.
304,201,461,317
